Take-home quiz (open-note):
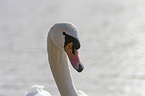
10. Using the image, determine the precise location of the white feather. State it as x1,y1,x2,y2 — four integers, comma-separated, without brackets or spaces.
25,23,88,96
25,85,52,96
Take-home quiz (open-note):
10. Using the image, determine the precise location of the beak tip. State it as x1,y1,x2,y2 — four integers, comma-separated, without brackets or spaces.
77,64,84,72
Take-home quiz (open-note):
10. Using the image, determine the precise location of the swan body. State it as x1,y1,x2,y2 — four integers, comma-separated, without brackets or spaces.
25,85,52,96
25,23,88,96
25,85,88,96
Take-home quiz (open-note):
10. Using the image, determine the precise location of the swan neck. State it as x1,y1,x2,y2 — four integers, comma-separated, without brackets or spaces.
47,32,78,96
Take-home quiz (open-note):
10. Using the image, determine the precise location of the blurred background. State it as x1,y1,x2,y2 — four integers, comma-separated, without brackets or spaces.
1,0,145,96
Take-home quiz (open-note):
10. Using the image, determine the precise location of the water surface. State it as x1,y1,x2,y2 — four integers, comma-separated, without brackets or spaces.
1,0,145,96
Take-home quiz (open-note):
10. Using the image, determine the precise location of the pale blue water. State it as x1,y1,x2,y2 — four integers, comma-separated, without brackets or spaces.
1,0,145,96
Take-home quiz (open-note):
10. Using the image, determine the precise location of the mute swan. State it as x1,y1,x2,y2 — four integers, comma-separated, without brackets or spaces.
25,23,88,96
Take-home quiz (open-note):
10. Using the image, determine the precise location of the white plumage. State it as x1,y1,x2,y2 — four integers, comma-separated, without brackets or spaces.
25,23,88,96
25,85,52,96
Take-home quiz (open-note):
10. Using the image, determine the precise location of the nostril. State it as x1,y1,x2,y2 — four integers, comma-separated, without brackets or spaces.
77,64,84,72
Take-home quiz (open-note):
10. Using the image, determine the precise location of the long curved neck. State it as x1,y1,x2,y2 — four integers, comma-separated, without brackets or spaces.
47,32,78,96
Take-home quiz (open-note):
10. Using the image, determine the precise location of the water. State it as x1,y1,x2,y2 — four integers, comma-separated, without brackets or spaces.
1,0,145,96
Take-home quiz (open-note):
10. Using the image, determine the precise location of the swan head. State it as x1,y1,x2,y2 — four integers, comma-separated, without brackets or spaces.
50,23,84,72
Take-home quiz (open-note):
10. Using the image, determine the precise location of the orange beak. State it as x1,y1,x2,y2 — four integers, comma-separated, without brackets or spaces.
64,42,84,72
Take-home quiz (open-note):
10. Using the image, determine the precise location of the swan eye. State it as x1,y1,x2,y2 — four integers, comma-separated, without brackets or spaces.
68,45,72,49
63,32,81,50
65,42,76,55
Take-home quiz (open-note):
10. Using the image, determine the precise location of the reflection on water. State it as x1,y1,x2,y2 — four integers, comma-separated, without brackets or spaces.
1,0,145,96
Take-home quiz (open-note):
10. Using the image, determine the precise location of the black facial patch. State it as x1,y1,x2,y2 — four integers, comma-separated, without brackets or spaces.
63,32,80,50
